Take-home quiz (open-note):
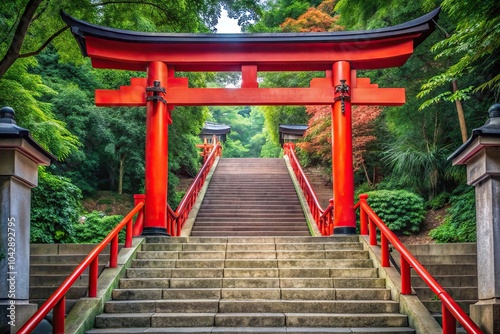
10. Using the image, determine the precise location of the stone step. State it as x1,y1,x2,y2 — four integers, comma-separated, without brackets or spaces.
29,254,110,264
405,243,477,256
411,264,477,276
94,312,409,328
413,286,478,300
30,263,107,275
193,217,307,222
143,236,359,244
130,258,374,269
190,231,312,237
191,226,309,232
421,300,477,314
87,327,415,333
30,274,89,286
117,276,386,290
124,267,379,279
408,254,477,265
134,250,369,260
30,243,114,255
30,286,88,299
139,242,362,252
103,299,400,314
411,275,478,287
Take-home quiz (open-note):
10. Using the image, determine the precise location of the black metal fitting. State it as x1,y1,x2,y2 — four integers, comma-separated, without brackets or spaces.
334,79,350,114
146,80,167,104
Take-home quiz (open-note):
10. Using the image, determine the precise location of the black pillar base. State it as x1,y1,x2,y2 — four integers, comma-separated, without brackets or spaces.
333,226,356,235
141,227,170,236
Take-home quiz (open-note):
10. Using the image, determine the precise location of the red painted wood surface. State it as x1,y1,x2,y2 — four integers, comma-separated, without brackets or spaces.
144,61,169,234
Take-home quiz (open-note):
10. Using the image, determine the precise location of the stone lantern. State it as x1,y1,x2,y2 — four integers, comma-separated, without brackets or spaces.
448,103,500,334
0,107,55,332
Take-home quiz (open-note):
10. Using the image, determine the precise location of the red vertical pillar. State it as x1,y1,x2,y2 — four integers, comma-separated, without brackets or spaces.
331,61,356,234
143,61,169,236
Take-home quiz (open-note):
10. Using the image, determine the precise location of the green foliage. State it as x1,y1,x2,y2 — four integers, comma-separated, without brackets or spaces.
426,192,450,210
364,190,426,235
71,212,125,244
0,58,80,160
31,169,83,243
429,187,476,243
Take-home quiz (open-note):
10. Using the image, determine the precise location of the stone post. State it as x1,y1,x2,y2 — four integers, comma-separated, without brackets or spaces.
449,103,500,334
0,107,54,333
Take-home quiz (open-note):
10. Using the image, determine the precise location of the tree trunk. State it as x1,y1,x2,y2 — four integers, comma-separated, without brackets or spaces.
0,0,44,79
118,154,126,194
452,80,468,143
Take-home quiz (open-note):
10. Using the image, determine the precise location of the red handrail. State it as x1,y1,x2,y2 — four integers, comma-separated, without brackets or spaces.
167,142,222,236
18,202,145,334
283,143,333,235
356,194,483,334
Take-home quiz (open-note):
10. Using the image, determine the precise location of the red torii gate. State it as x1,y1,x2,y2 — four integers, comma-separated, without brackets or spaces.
62,8,440,236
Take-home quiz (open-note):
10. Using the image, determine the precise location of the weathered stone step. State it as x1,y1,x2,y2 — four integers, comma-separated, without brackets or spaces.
139,241,363,252
87,327,415,333
190,231,312,237
30,274,89,286
408,254,477,265
414,286,478,300
30,254,110,264
191,226,309,232
135,250,369,260
143,236,360,244
411,275,478,287
103,299,399,314
130,258,374,269
30,286,88,299
194,217,307,222
195,212,305,217
124,267,379,279
421,299,477,314
30,263,107,275
94,312,409,328
411,264,477,276
117,276,386,290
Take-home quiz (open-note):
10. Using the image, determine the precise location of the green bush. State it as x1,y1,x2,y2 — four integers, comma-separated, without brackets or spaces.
426,192,450,210
429,187,476,243
364,190,425,235
72,211,125,243
31,169,83,243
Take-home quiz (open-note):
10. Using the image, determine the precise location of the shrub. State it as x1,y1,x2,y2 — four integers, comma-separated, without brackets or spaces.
72,211,125,243
31,169,83,243
426,192,450,210
363,190,425,235
429,187,476,243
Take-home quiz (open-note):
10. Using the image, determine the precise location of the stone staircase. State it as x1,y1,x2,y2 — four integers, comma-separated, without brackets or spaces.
191,158,310,236
87,236,416,333
405,243,478,319
30,244,112,312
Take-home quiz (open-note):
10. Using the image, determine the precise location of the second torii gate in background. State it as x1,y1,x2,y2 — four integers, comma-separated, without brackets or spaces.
62,8,440,236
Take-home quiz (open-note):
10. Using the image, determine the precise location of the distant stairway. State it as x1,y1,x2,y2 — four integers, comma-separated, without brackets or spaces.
87,236,416,333
191,158,310,236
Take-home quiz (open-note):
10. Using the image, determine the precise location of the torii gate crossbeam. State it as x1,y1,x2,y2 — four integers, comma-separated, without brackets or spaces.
62,8,440,236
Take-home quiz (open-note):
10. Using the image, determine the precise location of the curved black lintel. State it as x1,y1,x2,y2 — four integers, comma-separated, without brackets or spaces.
61,8,440,57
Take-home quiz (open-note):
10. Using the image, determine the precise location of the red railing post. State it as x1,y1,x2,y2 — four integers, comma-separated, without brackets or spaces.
110,234,118,268
53,296,65,334
381,233,390,267
359,194,368,235
400,254,412,295
125,216,133,248
89,257,98,298
442,303,457,334
369,217,377,246
132,194,146,237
